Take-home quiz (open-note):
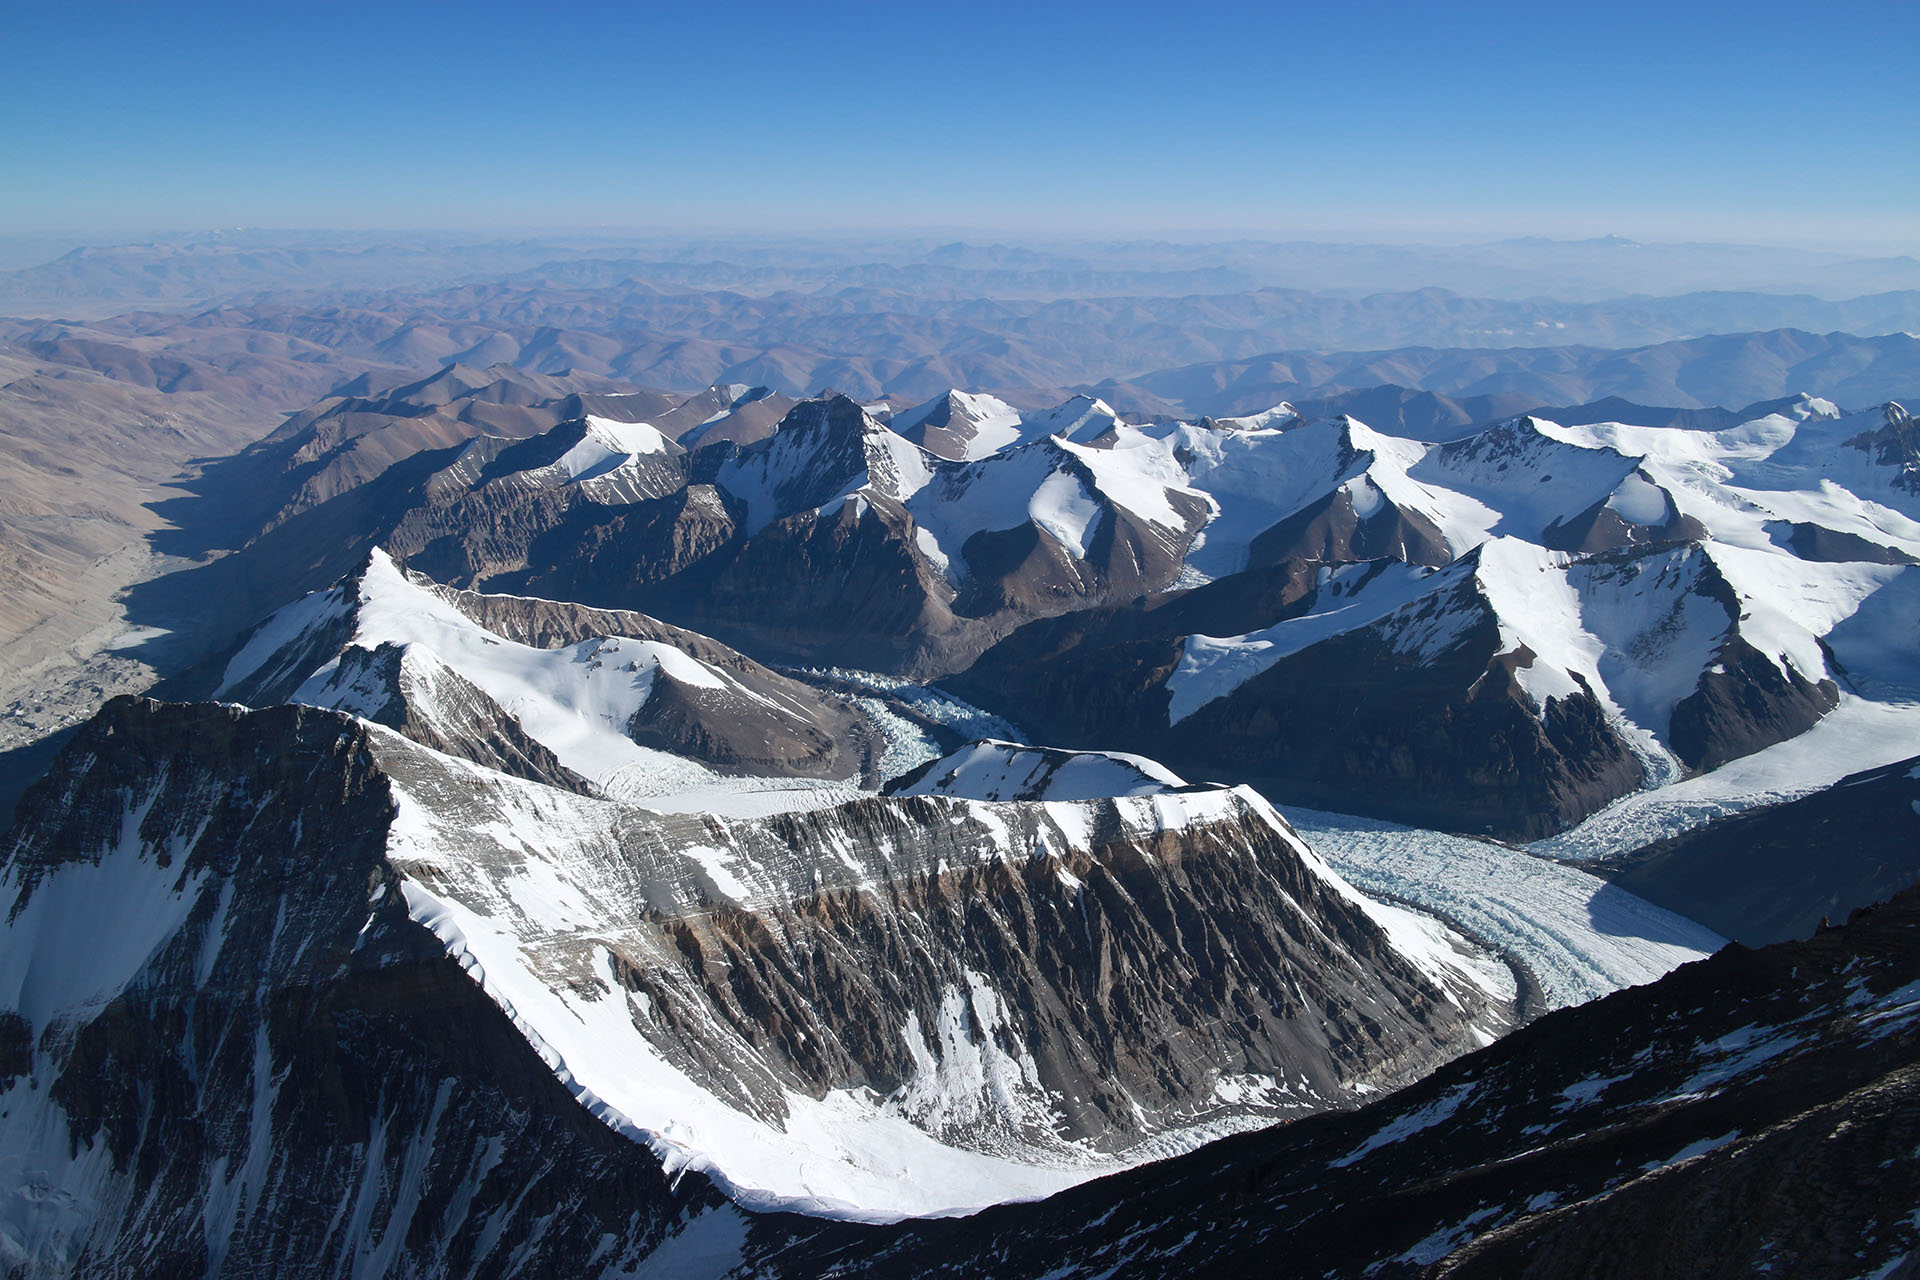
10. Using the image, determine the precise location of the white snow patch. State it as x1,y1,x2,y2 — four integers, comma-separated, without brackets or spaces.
893,741,1185,802
1331,1083,1475,1167
0,791,211,1029
1606,471,1672,525
1029,469,1102,558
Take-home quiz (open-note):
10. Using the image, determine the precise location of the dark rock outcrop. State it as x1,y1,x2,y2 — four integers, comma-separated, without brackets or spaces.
1170,610,1644,840
958,556,1648,840
1249,483,1453,568
1668,635,1839,772
1602,754,1920,945
1776,520,1920,565
300,640,593,792
1848,400,1920,495
1540,493,1709,554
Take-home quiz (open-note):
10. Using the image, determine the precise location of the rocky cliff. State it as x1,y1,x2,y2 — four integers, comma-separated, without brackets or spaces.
0,691,1514,1266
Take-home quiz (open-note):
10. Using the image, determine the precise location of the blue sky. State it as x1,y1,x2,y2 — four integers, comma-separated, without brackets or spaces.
6,0,1916,248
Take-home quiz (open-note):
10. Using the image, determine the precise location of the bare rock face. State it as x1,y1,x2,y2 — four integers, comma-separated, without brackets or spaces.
1223,655,1624,838
1668,635,1839,771
1161,581,1643,840
948,448,1214,625
1848,400,1919,494
1775,520,1920,564
627,665,844,776
684,488,964,672
1249,482,1453,568
715,394,926,525
957,557,1646,840
496,482,745,601
1540,492,1709,554
230,365,677,536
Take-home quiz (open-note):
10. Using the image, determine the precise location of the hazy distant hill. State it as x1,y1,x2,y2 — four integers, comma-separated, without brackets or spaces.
8,275,1920,411
7,231,1920,315
1097,329,1920,418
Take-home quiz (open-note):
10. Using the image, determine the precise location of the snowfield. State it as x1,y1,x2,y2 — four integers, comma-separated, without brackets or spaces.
222,549,875,817
890,739,1187,802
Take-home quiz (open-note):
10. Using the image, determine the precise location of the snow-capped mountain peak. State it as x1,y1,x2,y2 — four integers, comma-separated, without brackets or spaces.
1025,394,1123,444
718,395,936,535
1211,402,1301,432
891,389,1027,461
214,548,873,805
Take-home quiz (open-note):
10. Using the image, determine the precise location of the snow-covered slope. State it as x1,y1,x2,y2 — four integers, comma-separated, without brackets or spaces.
961,393,1919,835
886,740,1186,801
376,740,1499,1218
1412,416,1700,552
1166,537,1778,753
10,371,1919,1270
214,548,873,805
1543,399,1920,562
1021,394,1126,445
906,432,1209,579
426,413,687,506
890,390,1027,461
717,395,934,536
1166,558,1454,723
878,390,1129,461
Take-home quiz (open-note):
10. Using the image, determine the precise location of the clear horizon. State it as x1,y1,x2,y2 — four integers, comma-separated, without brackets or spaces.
6,0,1917,253
4,226,1919,261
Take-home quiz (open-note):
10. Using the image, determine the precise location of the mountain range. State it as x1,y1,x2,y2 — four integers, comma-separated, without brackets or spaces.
125,368,1916,847
10,280,1920,413
1,234,1917,1274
